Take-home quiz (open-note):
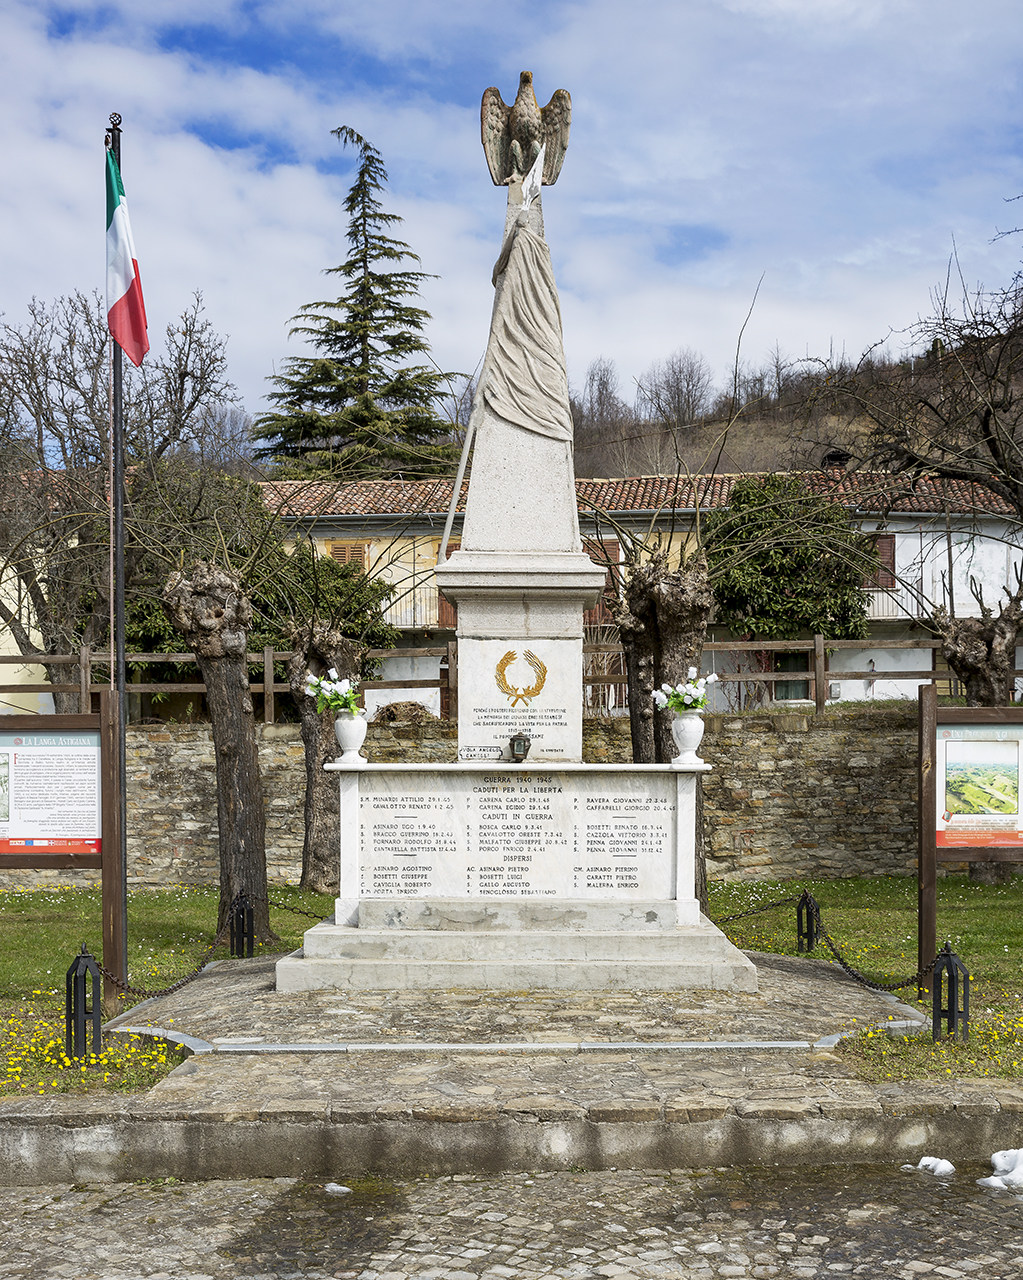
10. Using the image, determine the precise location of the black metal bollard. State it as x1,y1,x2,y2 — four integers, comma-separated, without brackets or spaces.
797,891,817,953
229,894,254,958
65,944,103,1061
932,940,969,1041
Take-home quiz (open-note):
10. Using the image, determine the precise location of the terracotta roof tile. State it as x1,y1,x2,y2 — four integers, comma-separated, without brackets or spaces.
261,470,1014,520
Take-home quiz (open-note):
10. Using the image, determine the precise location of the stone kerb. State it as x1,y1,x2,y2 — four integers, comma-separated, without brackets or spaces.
3,1085,1023,1185
0,709,925,892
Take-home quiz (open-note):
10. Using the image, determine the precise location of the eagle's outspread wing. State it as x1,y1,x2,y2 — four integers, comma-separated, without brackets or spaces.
481,86,512,186
481,72,571,186
540,89,571,185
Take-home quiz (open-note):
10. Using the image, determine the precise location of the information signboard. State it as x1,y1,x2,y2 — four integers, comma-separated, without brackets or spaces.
918,688,1023,996
0,699,122,1010
936,725,1023,847
0,727,102,857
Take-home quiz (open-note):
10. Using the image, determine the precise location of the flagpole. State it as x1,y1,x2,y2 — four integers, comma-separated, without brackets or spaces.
105,111,128,990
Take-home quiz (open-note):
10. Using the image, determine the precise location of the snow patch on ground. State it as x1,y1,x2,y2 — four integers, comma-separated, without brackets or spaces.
902,1156,956,1176
978,1150,1023,1190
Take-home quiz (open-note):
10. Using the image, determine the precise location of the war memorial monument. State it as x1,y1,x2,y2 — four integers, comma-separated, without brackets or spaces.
276,74,756,994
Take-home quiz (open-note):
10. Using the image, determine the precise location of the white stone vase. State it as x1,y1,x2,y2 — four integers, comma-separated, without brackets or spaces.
670,710,705,767
334,711,368,762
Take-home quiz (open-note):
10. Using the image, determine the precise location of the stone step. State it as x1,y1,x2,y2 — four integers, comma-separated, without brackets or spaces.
302,921,744,964
355,898,697,931
276,952,758,992
279,916,758,993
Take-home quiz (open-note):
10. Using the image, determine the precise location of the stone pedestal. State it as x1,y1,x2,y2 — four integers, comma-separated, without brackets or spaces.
275,762,757,994
437,554,604,762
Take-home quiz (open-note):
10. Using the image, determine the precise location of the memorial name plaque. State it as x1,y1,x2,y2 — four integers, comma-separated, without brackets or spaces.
358,769,676,899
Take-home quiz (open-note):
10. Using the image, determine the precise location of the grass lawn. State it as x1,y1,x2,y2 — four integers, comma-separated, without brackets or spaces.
0,884,333,1098
709,874,1023,1083
3,876,1021,1093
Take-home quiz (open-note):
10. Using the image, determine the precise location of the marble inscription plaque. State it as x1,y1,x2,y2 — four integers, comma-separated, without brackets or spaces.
358,770,675,899
457,638,582,760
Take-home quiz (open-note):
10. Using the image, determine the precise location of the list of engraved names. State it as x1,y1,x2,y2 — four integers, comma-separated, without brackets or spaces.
359,772,675,899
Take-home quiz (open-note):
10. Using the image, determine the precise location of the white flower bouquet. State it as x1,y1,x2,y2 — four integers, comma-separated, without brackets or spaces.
304,669,365,716
652,667,719,713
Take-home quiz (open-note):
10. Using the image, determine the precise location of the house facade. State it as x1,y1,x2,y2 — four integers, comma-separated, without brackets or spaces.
267,471,1023,715
4,471,1017,716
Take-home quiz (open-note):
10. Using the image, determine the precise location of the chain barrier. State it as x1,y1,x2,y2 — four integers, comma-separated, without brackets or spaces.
801,892,939,993
97,896,244,1002
263,895,327,921
95,892,327,1003
713,889,938,994
714,894,803,924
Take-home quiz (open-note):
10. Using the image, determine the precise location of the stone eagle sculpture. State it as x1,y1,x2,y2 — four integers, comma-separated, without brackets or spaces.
481,71,571,186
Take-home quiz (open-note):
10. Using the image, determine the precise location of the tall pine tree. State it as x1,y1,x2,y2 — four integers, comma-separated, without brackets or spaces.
253,128,457,477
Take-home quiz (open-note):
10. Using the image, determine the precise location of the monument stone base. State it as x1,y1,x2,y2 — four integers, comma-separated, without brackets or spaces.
276,907,756,993
435,551,607,763
274,763,757,995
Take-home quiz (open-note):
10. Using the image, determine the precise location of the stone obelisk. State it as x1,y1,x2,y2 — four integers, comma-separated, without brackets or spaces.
435,73,605,763
276,76,758,997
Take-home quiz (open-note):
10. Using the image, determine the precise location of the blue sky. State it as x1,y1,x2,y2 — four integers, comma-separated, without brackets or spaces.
3,0,1023,418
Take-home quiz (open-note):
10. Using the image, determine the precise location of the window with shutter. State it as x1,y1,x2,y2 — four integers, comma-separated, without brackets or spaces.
328,542,370,569
435,540,460,628
866,534,896,589
773,651,810,700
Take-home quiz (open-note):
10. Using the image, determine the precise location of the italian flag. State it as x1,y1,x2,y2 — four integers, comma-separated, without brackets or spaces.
105,148,149,366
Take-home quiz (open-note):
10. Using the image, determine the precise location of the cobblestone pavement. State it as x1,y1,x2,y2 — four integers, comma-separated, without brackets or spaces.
108,952,922,1048
143,1045,1016,1124
81,949,964,1129
4,1164,1023,1280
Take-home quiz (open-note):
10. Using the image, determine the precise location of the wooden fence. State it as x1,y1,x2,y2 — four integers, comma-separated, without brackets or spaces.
0,645,458,723
0,637,1017,721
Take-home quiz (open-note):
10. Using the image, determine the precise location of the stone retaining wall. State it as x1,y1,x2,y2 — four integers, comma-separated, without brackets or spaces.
700,709,919,882
0,710,922,892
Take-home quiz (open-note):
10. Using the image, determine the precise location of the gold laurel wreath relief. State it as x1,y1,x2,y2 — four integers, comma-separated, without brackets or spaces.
495,649,548,706
495,650,519,701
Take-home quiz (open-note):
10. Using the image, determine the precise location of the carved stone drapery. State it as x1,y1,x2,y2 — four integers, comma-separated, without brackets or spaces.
481,222,573,443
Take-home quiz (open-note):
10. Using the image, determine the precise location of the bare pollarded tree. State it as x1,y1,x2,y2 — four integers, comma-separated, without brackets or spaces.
162,561,275,941
287,622,364,894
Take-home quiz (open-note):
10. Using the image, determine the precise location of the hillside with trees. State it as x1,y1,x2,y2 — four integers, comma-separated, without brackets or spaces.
570,347,869,479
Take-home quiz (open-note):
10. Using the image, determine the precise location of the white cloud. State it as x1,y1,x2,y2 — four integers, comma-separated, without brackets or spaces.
1,0,1022,426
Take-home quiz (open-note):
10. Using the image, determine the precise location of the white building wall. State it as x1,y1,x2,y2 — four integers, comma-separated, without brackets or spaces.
828,646,932,704
366,653,442,719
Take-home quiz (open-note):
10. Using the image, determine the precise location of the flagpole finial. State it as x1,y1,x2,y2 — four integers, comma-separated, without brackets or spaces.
106,113,122,159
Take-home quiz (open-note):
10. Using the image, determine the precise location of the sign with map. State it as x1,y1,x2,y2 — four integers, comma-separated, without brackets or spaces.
937,727,1023,847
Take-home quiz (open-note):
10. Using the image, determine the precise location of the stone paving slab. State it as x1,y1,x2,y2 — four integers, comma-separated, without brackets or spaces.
103,952,920,1049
